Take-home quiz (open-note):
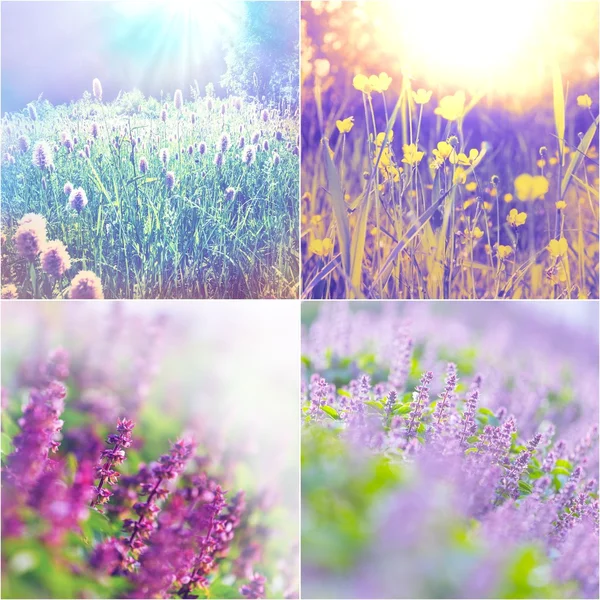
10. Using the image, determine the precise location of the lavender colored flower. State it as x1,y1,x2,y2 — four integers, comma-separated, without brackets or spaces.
92,77,103,101
458,388,479,448
198,141,207,155
68,187,88,212
124,439,194,551
91,122,99,138
165,171,175,190
139,156,148,174
251,131,260,144
28,104,37,121
160,147,169,166
241,573,266,599
225,187,236,201
5,381,67,490
174,88,183,110
261,109,269,122
91,418,135,507
17,135,30,153
214,151,223,167
242,146,256,166
272,152,280,166
32,141,53,170
406,371,433,438
218,132,230,153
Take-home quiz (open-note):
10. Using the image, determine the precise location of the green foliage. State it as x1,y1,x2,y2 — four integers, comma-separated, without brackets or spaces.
221,3,299,103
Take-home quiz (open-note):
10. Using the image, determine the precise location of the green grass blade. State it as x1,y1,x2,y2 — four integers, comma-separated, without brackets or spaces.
321,138,351,277
552,63,565,160
370,186,455,292
560,115,599,199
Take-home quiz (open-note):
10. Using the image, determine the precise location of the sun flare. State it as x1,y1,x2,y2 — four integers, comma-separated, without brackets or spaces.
368,0,598,96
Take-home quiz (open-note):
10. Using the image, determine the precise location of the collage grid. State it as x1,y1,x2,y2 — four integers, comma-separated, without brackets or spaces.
0,1,599,599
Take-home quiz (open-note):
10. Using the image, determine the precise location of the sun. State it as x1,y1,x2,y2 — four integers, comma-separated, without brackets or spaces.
368,0,598,98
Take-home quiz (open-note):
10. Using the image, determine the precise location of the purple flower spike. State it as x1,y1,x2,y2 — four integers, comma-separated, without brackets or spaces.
91,418,135,508
406,371,433,438
6,382,67,490
240,573,266,599
124,439,194,551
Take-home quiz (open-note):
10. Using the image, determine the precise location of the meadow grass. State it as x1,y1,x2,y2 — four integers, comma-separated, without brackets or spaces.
2,83,299,299
301,72,599,299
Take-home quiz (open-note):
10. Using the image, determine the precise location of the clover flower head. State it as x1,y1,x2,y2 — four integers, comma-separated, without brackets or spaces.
68,187,88,213
32,141,54,170
14,213,47,261
92,78,103,101
218,132,230,153
41,240,71,278
165,171,175,190
242,145,256,166
69,271,104,299
174,89,183,110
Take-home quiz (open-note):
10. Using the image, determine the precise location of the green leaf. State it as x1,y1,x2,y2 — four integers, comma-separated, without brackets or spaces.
560,116,599,199
552,62,565,160
321,138,351,279
478,407,496,417
365,400,384,412
1,432,14,456
465,447,478,454
555,458,572,471
392,403,412,416
518,480,534,495
337,389,352,398
320,405,340,420
551,466,570,476
301,356,312,369
206,581,241,599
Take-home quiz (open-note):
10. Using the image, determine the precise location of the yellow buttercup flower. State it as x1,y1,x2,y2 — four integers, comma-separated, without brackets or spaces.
336,117,355,134
450,148,479,166
375,72,392,92
504,193,514,203
514,174,549,201
434,91,466,122
310,215,323,225
462,227,483,243
483,202,492,212
507,208,527,227
375,131,394,146
310,237,333,257
412,88,432,105
497,245,513,260
465,182,477,192
547,237,568,258
577,94,592,109
453,167,467,185
555,200,567,210
353,74,373,94
432,141,454,162
401,143,424,166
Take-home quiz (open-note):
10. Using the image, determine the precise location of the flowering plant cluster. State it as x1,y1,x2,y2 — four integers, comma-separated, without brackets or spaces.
1,308,297,599
1,74,299,299
300,2,598,299
301,302,599,599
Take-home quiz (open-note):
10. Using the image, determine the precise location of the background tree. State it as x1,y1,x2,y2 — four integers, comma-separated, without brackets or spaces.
221,2,299,104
